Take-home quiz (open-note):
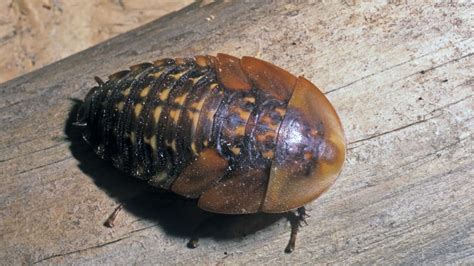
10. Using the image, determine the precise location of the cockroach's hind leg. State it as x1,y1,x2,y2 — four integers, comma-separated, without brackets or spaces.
104,205,123,228
285,206,307,253
186,212,216,249
187,222,203,249
187,236,199,249
186,219,206,249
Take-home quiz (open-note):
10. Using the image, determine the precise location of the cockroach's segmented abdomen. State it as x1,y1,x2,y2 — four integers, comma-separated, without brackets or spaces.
78,54,346,216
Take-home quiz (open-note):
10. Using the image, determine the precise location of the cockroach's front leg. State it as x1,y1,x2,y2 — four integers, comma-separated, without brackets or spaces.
104,205,123,228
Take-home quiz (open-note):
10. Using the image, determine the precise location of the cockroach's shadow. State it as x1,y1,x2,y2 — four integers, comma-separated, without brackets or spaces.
64,99,287,248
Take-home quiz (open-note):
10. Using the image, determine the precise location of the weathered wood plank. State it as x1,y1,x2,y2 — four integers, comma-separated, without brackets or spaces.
1,1,472,264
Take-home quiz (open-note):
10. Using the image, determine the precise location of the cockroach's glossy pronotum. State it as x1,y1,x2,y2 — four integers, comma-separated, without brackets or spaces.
76,53,346,253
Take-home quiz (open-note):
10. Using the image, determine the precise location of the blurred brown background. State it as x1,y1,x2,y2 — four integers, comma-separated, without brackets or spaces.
0,0,193,83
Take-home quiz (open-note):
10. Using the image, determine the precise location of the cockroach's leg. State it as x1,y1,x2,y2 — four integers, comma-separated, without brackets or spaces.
104,204,123,228
285,206,308,253
187,220,206,249
186,212,216,249
187,236,200,249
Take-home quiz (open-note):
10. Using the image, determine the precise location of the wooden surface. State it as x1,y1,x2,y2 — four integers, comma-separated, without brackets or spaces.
0,0,193,83
1,1,472,264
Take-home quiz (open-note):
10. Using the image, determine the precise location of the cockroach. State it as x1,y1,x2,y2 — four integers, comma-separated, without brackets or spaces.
75,54,346,253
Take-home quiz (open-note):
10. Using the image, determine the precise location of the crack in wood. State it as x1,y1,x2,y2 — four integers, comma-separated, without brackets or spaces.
33,235,132,264
399,135,471,168
326,48,473,95
326,54,428,94
348,114,441,146
348,94,472,149
0,142,67,163
15,156,72,176
425,95,472,117
0,131,63,151
384,51,473,88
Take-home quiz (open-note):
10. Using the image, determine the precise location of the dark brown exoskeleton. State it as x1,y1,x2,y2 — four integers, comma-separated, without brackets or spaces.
76,54,346,253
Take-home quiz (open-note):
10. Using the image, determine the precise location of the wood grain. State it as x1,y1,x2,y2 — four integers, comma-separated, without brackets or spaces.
0,1,472,264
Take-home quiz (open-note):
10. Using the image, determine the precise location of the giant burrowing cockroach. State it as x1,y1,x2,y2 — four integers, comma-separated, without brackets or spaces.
76,54,346,253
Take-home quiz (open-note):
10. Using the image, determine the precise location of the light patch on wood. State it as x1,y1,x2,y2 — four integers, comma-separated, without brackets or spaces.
154,106,162,123
159,88,170,101
140,86,151,97
203,140,209,147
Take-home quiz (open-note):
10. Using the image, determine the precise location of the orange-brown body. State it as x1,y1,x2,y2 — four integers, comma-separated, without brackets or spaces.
77,54,346,216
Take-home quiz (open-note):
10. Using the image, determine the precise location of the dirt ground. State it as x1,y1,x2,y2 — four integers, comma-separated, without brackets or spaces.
0,0,193,84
